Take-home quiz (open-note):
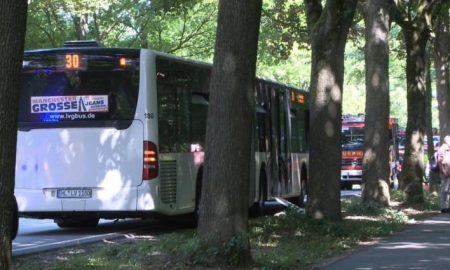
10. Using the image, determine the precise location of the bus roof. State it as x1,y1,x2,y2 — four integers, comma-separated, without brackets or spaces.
25,47,308,94
154,51,308,94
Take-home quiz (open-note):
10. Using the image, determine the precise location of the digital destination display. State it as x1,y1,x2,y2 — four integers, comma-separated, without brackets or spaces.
59,53,87,70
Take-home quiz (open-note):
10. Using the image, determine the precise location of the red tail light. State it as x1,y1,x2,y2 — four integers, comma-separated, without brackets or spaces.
143,141,158,180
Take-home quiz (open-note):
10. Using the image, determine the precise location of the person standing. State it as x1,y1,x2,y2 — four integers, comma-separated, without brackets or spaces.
436,135,450,213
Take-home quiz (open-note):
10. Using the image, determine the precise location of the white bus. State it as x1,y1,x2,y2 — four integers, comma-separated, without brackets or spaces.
14,41,309,228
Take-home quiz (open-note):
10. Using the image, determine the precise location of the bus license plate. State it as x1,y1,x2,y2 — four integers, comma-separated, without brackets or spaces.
57,189,92,198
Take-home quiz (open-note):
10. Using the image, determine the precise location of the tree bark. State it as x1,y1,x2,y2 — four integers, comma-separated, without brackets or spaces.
305,0,357,220
0,0,27,269
434,9,449,138
361,0,392,206
398,22,429,202
197,0,262,266
73,14,89,40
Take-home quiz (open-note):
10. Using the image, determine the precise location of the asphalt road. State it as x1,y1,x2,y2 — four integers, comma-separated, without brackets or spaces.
341,186,362,197
13,188,362,256
12,217,177,256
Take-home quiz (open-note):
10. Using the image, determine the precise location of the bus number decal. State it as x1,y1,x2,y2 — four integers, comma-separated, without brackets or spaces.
144,113,154,119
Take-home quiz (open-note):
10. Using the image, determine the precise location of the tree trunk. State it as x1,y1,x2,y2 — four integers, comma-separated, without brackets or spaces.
434,10,449,138
305,0,357,220
361,0,391,206
92,12,101,43
398,23,429,202
73,14,89,40
197,0,261,266
140,29,149,49
0,0,27,269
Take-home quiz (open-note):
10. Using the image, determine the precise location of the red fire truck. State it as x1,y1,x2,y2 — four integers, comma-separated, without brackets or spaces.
341,115,400,190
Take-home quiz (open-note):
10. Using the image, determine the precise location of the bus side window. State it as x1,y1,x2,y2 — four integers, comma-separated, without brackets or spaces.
256,109,267,153
157,81,179,153
176,86,191,152
190,94,208,152
291,109,307,153
156,57,210,153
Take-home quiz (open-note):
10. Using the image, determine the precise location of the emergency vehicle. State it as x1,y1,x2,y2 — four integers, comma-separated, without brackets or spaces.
341,115,400,189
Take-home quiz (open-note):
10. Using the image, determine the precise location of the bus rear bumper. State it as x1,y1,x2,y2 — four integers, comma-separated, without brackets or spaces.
341,170,362,183
15,187,142,214
18,211,161,220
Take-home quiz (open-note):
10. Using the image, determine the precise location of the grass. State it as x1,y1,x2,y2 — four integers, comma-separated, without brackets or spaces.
14,191,440,270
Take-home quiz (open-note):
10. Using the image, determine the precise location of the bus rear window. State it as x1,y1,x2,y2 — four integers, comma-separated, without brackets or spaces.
18,52,139,128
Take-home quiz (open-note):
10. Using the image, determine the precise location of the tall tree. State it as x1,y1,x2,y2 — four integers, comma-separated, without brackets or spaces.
0,0,28,268
361,0,391,206
197,0,262,266
392,0,437,202
305,0,358,220
434,6,449,138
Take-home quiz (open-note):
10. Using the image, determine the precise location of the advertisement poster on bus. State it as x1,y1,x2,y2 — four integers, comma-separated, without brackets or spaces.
30,95,109,114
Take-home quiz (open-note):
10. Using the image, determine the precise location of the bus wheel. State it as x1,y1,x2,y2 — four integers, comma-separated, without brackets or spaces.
56,218,99,228
298,178,307,207
11,196,19,240
290,178,307,208
257,173,267,216
341,182,352,190
192,169,203,225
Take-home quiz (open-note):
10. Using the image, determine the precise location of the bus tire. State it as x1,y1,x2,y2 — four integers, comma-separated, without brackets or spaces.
11,196,19,240
290,179,307,208
298,178,307,207
341,182,352,190
56,218,99,228
256,171,267,216
191,168,203,226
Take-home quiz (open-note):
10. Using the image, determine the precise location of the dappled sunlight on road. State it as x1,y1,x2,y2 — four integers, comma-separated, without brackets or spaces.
421,219,450,225
325,214,450,269
377,242,450,250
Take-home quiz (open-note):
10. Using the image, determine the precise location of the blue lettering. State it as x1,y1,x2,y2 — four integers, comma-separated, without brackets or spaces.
32,100,82,113
78,98,86,111
86,100,104,106
32,104,39,112
64,101,71,110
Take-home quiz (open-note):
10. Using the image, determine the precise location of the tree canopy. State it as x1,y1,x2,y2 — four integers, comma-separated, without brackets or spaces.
23,0,445,129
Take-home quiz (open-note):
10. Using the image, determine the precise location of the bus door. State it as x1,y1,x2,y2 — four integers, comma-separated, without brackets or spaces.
269,87,290,196
269,87,280,196
280,89,292,194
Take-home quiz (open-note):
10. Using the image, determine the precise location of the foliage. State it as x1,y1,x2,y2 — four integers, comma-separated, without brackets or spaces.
257,45,311,88
24,0,446,128
258,0,309,63
342,198,410,223
391,189,440,211
25,0,217,59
